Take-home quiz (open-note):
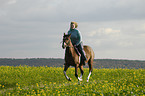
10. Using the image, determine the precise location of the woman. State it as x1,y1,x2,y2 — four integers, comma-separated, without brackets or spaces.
68,22,87,65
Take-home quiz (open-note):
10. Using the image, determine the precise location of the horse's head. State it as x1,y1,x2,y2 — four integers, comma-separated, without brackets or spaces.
62,33,71,49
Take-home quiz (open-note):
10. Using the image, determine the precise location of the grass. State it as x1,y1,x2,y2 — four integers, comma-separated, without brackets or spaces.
0,66,145,95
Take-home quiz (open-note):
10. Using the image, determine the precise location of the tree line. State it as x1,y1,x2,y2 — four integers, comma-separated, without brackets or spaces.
0,58,145,69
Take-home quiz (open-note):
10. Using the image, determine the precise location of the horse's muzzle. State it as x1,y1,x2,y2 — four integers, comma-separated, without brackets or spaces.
62,45,65,49
62,43,66,49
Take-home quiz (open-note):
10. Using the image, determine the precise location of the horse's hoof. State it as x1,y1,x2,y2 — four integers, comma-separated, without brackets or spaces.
87,80,89,82
78,77,83,81
68,78,71,81
79,79,83,81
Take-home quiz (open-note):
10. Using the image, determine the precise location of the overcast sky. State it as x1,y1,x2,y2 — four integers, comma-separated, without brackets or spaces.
0,0,145,60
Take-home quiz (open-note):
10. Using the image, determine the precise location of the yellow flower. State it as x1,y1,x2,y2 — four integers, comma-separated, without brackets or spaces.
16,83,19,86
36,83,39,87
18,87,20,89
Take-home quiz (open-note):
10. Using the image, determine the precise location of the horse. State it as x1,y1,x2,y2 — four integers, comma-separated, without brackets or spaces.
62,33,95,82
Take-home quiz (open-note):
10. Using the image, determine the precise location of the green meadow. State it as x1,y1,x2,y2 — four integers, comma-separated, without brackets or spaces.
0,66,145,95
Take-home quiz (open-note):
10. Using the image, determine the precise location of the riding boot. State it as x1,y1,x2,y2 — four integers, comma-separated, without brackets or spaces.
80,48,87,65
76,43,87,65
81,57,86,65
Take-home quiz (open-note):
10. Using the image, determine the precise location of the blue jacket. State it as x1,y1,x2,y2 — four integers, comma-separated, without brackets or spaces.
68,28,82,46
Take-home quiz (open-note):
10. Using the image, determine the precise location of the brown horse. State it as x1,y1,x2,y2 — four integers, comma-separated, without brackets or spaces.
62,33,95,82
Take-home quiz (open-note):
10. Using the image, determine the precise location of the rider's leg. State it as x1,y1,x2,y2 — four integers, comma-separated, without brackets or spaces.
76,43,87,65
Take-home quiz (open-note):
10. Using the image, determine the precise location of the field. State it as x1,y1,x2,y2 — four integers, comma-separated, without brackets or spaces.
0,66,145,96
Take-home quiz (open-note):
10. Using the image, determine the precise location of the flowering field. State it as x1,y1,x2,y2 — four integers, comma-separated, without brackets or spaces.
0,66,145,95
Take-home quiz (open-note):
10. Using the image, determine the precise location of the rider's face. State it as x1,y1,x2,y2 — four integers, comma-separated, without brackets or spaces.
70,23,75,29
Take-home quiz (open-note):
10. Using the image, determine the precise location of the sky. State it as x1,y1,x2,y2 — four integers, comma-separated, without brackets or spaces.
0,0,145,60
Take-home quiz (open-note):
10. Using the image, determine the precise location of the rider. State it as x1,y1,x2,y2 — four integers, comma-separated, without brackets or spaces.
67,21,87,65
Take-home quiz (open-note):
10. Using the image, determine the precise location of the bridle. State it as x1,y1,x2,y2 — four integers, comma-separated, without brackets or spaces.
62,37,73,49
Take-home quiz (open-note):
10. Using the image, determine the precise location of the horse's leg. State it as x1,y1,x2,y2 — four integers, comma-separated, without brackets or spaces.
75,64,80,81
63,63,71,81
79,65,84,81
87,59,93,82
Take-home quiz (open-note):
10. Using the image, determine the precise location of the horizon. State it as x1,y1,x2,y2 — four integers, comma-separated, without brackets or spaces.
0,0,145,60
0,57,145,61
